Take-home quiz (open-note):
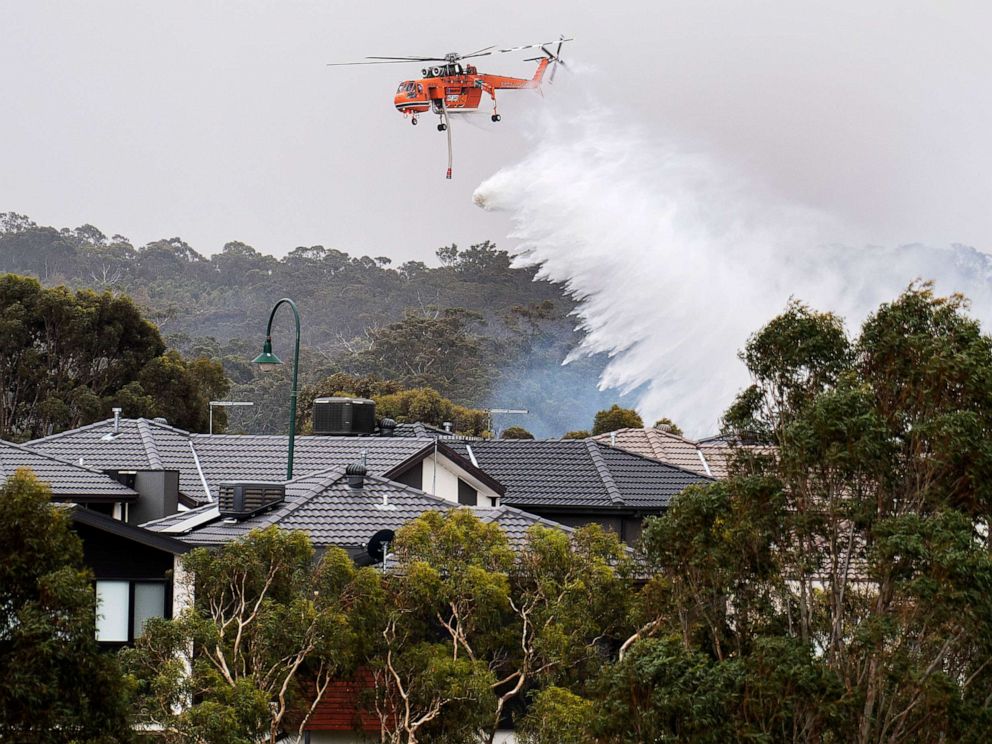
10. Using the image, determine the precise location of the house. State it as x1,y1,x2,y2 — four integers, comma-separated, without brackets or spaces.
447,438,712,543
27,417,503,509
26,416,713,544
142,464,573,558
67,506,191,646
0,442,191,647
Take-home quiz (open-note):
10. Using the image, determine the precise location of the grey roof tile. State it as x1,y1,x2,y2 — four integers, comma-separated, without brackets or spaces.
449,439,711,510
187,435,432,499
145,469,565,552
0,439,138,500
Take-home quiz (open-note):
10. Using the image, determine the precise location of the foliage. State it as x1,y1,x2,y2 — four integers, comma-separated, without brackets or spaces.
346,308,493,404
122,526,380,744
0,274,229,438
295,373,489,436
370,511,631,744
0,216,613,436
517,686,595,744
500,425,534,439
561,430,591,440
587,285,992,742
591,405,644,435
652,417,683,435
0,470,131,743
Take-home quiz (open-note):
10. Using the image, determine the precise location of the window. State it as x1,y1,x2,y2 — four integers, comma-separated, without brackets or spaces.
95,580,168,643
457,479,478,507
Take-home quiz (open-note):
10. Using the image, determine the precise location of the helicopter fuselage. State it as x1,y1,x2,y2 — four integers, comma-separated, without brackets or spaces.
393,58,550,117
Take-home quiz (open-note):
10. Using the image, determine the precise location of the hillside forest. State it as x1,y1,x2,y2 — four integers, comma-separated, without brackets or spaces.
0,213,622,437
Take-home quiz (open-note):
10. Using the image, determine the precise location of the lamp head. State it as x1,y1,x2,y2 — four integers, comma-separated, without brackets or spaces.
252,338,283,372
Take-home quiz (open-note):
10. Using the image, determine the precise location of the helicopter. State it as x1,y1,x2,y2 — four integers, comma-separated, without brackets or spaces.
329,37,571,178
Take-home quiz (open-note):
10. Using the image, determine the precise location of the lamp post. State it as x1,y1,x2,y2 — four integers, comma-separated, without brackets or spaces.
252,298,301,479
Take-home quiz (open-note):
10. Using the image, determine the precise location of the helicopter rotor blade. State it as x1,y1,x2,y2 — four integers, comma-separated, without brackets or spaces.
327,59,440,66
365,55,448,61
496,38,573,54
462,44,496,57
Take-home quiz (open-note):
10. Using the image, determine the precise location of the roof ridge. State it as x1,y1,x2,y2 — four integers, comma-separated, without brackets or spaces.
255,474,337,528
136,419,164,469
585,440,624,506
644,429,674,462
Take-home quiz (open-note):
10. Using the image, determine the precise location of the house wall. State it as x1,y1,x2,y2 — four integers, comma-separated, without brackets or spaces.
421,453,460,502
419,454,500,507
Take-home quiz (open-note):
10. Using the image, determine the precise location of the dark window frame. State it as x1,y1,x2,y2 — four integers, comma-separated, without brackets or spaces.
94,577,172,647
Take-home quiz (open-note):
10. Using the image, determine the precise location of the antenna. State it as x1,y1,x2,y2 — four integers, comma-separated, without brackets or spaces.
486,408,529,438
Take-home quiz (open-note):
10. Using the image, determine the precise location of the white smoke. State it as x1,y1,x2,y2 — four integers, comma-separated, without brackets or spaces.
474,108,992,436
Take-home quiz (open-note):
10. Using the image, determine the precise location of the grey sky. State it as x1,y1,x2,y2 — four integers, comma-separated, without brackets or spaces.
2,0,990,262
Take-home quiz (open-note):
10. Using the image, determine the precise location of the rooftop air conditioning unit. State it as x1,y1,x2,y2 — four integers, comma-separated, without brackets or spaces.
218,482,286,520
312,397,376,436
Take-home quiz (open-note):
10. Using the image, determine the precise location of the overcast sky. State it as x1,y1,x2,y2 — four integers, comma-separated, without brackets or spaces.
2,1,989,262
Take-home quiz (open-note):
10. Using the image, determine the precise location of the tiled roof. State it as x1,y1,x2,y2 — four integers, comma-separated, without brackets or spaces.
589,428,754,479
187,435,433,500
0,439,138,501
143,469,569,552
26,420,438,504
27,417,204,496
450,439,710,510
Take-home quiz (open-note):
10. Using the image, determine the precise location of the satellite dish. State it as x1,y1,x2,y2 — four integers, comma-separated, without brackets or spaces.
366,529,395,563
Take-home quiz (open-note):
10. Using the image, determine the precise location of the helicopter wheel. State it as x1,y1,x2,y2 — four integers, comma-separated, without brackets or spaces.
437,123,447,131
411,117,418,125
491,114,501,122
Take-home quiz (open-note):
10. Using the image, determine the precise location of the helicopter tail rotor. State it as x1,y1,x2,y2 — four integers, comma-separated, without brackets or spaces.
524,35,569,83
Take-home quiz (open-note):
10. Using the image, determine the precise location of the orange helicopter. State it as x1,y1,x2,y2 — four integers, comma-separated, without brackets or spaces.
329,37,571,178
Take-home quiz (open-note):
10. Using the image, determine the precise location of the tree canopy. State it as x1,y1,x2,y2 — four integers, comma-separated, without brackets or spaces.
0,470,131,743
0,216,617,436
548,285,992,743
591,405,644,435
0,275,229,439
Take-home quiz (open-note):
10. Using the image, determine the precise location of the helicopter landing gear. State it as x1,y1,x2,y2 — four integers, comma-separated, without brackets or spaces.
491,114,501,122
437,122,447,131
411,116,418,125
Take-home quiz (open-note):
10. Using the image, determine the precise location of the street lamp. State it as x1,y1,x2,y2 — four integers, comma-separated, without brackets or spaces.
252,298,301,479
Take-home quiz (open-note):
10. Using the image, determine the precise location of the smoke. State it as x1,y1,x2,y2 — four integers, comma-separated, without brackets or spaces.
474,107,992,436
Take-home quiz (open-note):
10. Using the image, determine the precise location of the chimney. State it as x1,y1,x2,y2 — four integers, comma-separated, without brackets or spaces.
112,407,122,434
379,417,397,437
346,462,367,489
610,431,617,446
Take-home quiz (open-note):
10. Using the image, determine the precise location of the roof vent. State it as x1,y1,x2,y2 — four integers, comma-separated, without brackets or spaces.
153,417,168,425
346,462,367,489
217,482,285,520
379,417,397,437
443,421,453,433
101,408,124,441
313,397,376,436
